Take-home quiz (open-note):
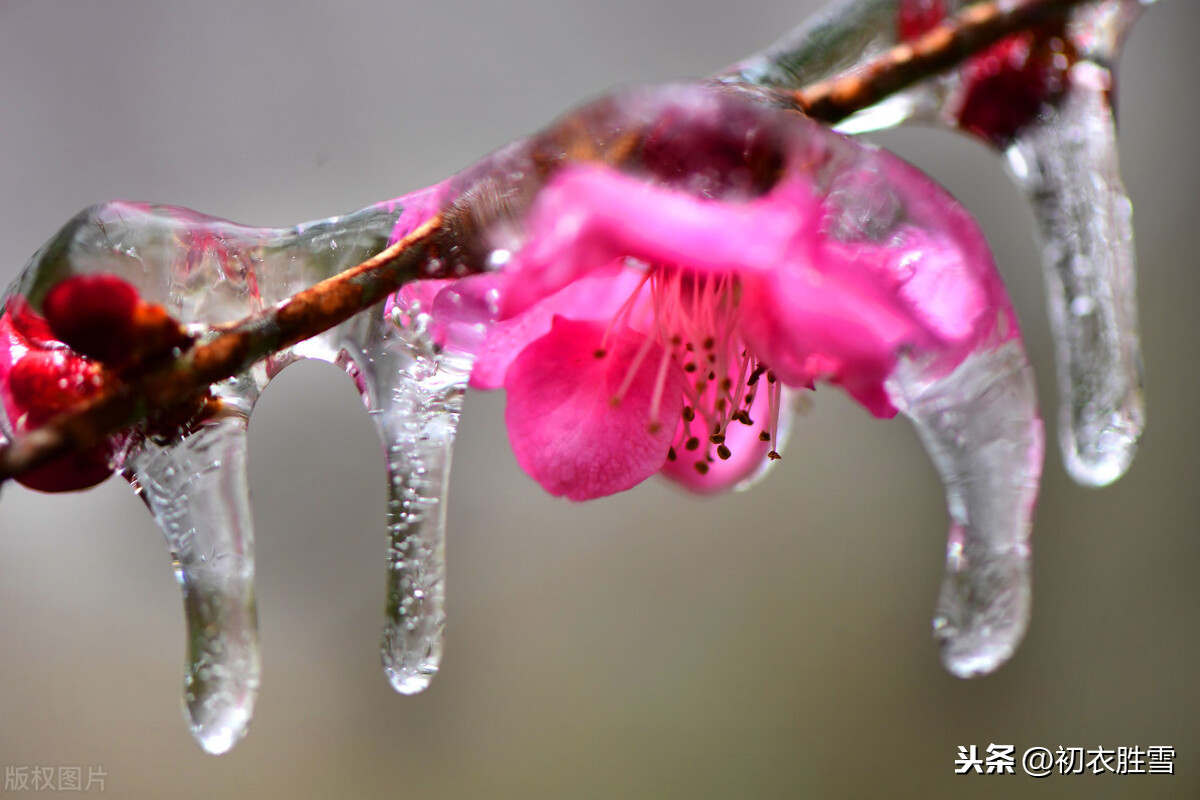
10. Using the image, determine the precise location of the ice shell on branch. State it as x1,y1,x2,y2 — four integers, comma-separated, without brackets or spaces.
722,0,1147,487
0,190,466,747
0,70,1053,745
0,298,116,492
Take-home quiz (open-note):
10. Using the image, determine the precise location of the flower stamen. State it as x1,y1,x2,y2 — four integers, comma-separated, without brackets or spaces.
600,264,788,480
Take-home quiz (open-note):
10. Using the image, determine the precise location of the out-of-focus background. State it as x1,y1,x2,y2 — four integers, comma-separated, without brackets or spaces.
1,2,1197,798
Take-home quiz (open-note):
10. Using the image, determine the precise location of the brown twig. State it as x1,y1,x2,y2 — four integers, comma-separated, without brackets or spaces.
795,0,1081,123
0,217,441,481
0,0,1092,484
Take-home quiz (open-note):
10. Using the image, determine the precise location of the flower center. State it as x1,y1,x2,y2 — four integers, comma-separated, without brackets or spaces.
602,266,783,475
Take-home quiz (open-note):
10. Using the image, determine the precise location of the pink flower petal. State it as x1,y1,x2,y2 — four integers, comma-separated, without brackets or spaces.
740,261,928,417
496,165,810,319
874,154,1018,350
471,263,647,390
503,317,683,501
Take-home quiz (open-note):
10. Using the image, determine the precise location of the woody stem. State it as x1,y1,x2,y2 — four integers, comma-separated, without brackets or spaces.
0,0,1095,484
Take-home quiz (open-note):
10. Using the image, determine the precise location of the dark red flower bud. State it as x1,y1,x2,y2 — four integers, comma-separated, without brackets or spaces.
15,449,114,493
6,350,105,427
42,274,189,368
954,27,1073,148
1,303,117,492
897,0,945,41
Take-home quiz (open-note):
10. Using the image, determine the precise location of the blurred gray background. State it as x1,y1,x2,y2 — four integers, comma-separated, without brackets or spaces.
0,1,1197,798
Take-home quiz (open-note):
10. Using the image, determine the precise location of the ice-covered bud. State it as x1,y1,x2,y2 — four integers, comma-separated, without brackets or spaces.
0,299,115,491
43,274,190,368
952,24,1074,148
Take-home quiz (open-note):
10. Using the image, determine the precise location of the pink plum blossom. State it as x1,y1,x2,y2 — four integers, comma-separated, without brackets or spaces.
401,139,1020,503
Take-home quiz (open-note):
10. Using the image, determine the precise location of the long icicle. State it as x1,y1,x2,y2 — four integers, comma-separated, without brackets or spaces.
127,410,261,753
887,341,1043,677
349,304,475,694
1005,62,1143,487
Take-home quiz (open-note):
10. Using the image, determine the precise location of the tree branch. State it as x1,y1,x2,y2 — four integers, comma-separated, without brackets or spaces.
0,217,441,481
0,0,1094,485
792,0,1079,122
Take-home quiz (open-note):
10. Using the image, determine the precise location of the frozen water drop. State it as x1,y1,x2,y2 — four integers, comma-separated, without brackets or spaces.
128,412,261,751
888,340,1043,677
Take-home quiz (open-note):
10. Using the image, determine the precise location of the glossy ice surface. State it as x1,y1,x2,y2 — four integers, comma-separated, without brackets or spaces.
725,0,1151,487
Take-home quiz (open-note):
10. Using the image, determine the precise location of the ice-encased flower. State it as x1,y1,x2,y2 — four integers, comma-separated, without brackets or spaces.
400,89,1046,678
411,142,1016,503
725,0,1148,488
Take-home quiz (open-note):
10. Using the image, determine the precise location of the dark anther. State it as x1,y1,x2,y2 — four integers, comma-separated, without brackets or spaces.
667,447,677,462
759,431,771,441
717,444,732,460
695,462,710,475
710,433,725,445
682,406,695,422
593,348,607,358
685,436,701,451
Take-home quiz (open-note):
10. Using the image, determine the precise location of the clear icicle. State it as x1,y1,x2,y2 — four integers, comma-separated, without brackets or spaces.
338,300,476,695
127,412,260,753
1005,64,1142,486
722,0,1152,486
0,162,489,747
887,341,1044,678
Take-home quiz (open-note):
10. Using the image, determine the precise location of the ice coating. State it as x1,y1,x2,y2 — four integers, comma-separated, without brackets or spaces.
436,85,1044,675
0,195,467,749
341,296,475,695
1002,0,1148,486
1006,63,1141,485
372,358,466,695
722,0,1150,486
128,413,261,754
0,79,1055,752
887,342,1043,677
